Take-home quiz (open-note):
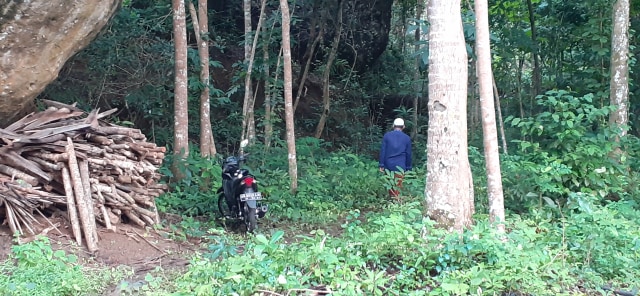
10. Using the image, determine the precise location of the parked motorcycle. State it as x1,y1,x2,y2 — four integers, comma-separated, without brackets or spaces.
217,140,268,232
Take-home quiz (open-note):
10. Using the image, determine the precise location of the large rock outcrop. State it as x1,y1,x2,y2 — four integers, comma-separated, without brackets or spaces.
0,0,120,127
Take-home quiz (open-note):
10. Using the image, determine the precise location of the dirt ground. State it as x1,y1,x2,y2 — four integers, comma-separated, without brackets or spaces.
0,213,200,295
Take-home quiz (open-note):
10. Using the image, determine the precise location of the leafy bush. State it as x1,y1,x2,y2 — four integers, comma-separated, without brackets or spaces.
156,150,222,216
172,202,441,295
503,90,640,209
0,238,121,296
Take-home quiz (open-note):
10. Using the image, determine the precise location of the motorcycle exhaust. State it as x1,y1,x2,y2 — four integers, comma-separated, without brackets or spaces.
258,205,268,218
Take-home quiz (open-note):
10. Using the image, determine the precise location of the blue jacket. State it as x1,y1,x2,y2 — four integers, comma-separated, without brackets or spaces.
379,130,412,172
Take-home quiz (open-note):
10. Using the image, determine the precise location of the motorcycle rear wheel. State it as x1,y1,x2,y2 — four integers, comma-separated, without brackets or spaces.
245,206,257,233
218,193,232,218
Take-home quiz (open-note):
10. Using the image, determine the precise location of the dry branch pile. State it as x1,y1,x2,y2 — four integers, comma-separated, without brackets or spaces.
0,100,166,251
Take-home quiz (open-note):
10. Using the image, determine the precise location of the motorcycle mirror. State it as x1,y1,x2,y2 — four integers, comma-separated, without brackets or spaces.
240,139,249,148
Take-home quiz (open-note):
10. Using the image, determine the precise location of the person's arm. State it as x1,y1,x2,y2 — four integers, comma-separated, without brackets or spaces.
379,135,387,171
406,138,412,171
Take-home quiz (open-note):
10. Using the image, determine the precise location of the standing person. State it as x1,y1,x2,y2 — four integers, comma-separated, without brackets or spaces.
379,118,412,197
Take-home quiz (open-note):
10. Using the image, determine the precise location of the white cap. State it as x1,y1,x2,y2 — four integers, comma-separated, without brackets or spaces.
393,118,405,127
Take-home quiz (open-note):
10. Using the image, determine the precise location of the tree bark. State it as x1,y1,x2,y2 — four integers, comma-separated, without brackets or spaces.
263,25,273,149
425,0,474,232
492,73,508,155
315,1,344,139
247,0,268,145
241,0,254,143
475,0,505,233
189,0,217,157
526,0,542,97
293,26,324,114
411,1,425,139
172,0,189,161
609,0,630,138
280,0,298,194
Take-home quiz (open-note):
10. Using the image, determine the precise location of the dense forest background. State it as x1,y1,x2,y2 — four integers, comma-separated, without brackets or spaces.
37,0,640,208
37,0,636,152
5,0,638,294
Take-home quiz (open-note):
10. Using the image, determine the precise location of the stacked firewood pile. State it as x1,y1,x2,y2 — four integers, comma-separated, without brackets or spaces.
0,100,166,252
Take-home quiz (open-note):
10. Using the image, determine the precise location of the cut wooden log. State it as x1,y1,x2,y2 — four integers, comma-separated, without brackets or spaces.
62,167,82,246
80,159,99,245
0,164,39,186
66,137,98,252
0,104,166,250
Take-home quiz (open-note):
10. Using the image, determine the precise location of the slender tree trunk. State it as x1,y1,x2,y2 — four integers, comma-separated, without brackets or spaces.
241,0,253,142
475,0,505,232
492,73,508,155
189,1,217,157
315,1,343,139
517,57,525,118
526,0,541,97
247,0,268,144
280,0,298,193
609,0,630,139
293,26,324,114
425,0,474,232
172,0,189,162
263,24,273,149
411,1,424,139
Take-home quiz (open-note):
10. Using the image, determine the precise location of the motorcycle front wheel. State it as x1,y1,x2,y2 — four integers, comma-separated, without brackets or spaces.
244,206,257,233
218,193,232,218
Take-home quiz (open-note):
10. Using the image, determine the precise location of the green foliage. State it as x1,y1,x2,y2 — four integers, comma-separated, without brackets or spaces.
156,198,640,295
171,203,441,295
156,150,222,216
0,237,123,296
243,137,425,224
502,90,640,209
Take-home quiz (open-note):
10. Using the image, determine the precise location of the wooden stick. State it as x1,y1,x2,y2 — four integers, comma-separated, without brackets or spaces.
80,159,99,244
66,137,98,252
123,210,146,227
27,157,63,171
29,151,69,162
62,166,82,246
99,205,114,231
132,229,166,254
0,164,39,186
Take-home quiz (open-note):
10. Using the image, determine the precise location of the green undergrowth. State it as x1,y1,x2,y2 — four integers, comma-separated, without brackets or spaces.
0,237,129,296
3,182,640,295
5,128,640,295
136,198,640,295
157,137,426,225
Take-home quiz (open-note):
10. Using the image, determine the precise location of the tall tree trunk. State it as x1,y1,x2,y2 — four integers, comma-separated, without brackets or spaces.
263,24,273,149
475,0,505,232
172,0,189,161
247,0,268,145
411,1,424,139
314,1,344,139
188,1,217,157
241,0,254,143
609,0,630,139
425,0,474,232
280,0,298,193
526,0,542,97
